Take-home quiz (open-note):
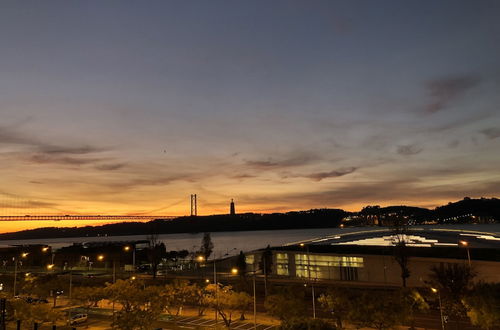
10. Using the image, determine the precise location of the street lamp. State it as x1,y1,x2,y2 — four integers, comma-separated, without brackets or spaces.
241,269,258,330
431,288,445,330
459,240,471,267
13,253,29,297
231,268,238,275
124,245,136,270
299,243,316,319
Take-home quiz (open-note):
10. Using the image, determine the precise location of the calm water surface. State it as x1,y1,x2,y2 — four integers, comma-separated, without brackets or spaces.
1,224,499,256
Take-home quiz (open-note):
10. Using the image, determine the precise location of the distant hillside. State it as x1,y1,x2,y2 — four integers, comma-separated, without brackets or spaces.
0,198,499,240
0,208,346,240
435,197,500,223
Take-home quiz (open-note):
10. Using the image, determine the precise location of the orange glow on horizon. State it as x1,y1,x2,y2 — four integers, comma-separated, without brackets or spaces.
0,197,454,234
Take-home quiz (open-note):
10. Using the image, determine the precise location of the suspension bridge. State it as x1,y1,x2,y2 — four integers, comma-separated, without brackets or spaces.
0,215,177,221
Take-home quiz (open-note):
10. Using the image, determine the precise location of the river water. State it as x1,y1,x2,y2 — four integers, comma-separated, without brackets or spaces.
1,224,499,256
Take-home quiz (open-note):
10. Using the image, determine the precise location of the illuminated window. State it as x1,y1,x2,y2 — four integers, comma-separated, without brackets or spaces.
245,255,254,265
294,254,363,279
276,253,289,276
295,254,363,267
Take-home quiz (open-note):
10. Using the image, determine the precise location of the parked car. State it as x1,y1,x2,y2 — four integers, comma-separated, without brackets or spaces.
69,313,88,325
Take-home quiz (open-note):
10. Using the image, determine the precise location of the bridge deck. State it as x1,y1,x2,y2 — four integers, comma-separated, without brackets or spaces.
0,215,176,221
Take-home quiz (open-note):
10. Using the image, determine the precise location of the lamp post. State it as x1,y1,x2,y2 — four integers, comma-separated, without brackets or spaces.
196,255,218,326
232,267,257,330
300,243,316,319
431,288,445,330
13,253,28,297
124,245,136,270
459,241,471,267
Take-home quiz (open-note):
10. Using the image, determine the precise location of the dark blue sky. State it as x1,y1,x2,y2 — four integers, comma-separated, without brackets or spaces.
1,1,499,227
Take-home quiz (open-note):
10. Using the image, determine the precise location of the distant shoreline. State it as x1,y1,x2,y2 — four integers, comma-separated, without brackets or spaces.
1,197,499,241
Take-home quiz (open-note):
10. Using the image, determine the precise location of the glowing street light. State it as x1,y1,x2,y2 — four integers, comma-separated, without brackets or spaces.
231,268,238,275
197,255,205,262
47,264,54,271
459,240,471,267
42,247,49,252
123,245,136,269
21,253,29,258
431,288,445,330
97,255,105,262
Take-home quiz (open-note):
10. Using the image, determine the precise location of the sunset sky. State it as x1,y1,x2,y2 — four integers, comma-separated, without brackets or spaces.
1,1,500,232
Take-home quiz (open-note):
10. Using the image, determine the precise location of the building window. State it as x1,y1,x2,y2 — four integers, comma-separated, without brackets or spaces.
276,253,289,276
294,254,363,279
245,255,254,265
340,267,358,281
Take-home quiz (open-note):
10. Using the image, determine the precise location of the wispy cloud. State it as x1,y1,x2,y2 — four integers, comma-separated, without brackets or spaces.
95,163,127,171
397,144,422,156
244,152,319,170
27,154,105,165
305,167,357,181
481,127,500,140
424,74,480,113
0,200,59,209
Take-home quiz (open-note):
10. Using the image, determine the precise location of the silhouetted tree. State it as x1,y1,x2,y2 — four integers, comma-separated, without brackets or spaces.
147,232,166,279
259,245,273,296
464,283,500,330
428,263,476,328
392,217,411,287
200,233,214,260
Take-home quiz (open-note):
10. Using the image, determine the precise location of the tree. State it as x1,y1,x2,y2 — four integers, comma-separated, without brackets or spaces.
401,288,429,330
318,287,352,329
162,280,197,316
205,284,251,328
8,299,63,330
348,290,410,330
463,283,500,330
146,232,167,279
428,263,476,327
106,279,166,330
187,283,210,316
72,286,105,312
259,245,273,295
200,233,214,261
264,287,307,322
236,251,247,274
391,217,411,287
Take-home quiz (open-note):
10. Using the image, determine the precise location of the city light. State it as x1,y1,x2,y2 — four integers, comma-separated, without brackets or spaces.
21,252,29,258
459,240,468,246
124,246,130,251
98,255,104,261
197,255,205,262
231,268,238,275
42,247,49,252
47,264,54,270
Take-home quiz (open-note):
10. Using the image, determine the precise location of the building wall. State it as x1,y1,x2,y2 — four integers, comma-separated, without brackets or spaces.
260,250,500,287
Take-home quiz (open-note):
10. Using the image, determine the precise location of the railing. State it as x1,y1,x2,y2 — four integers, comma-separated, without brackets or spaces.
0,215,176,221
